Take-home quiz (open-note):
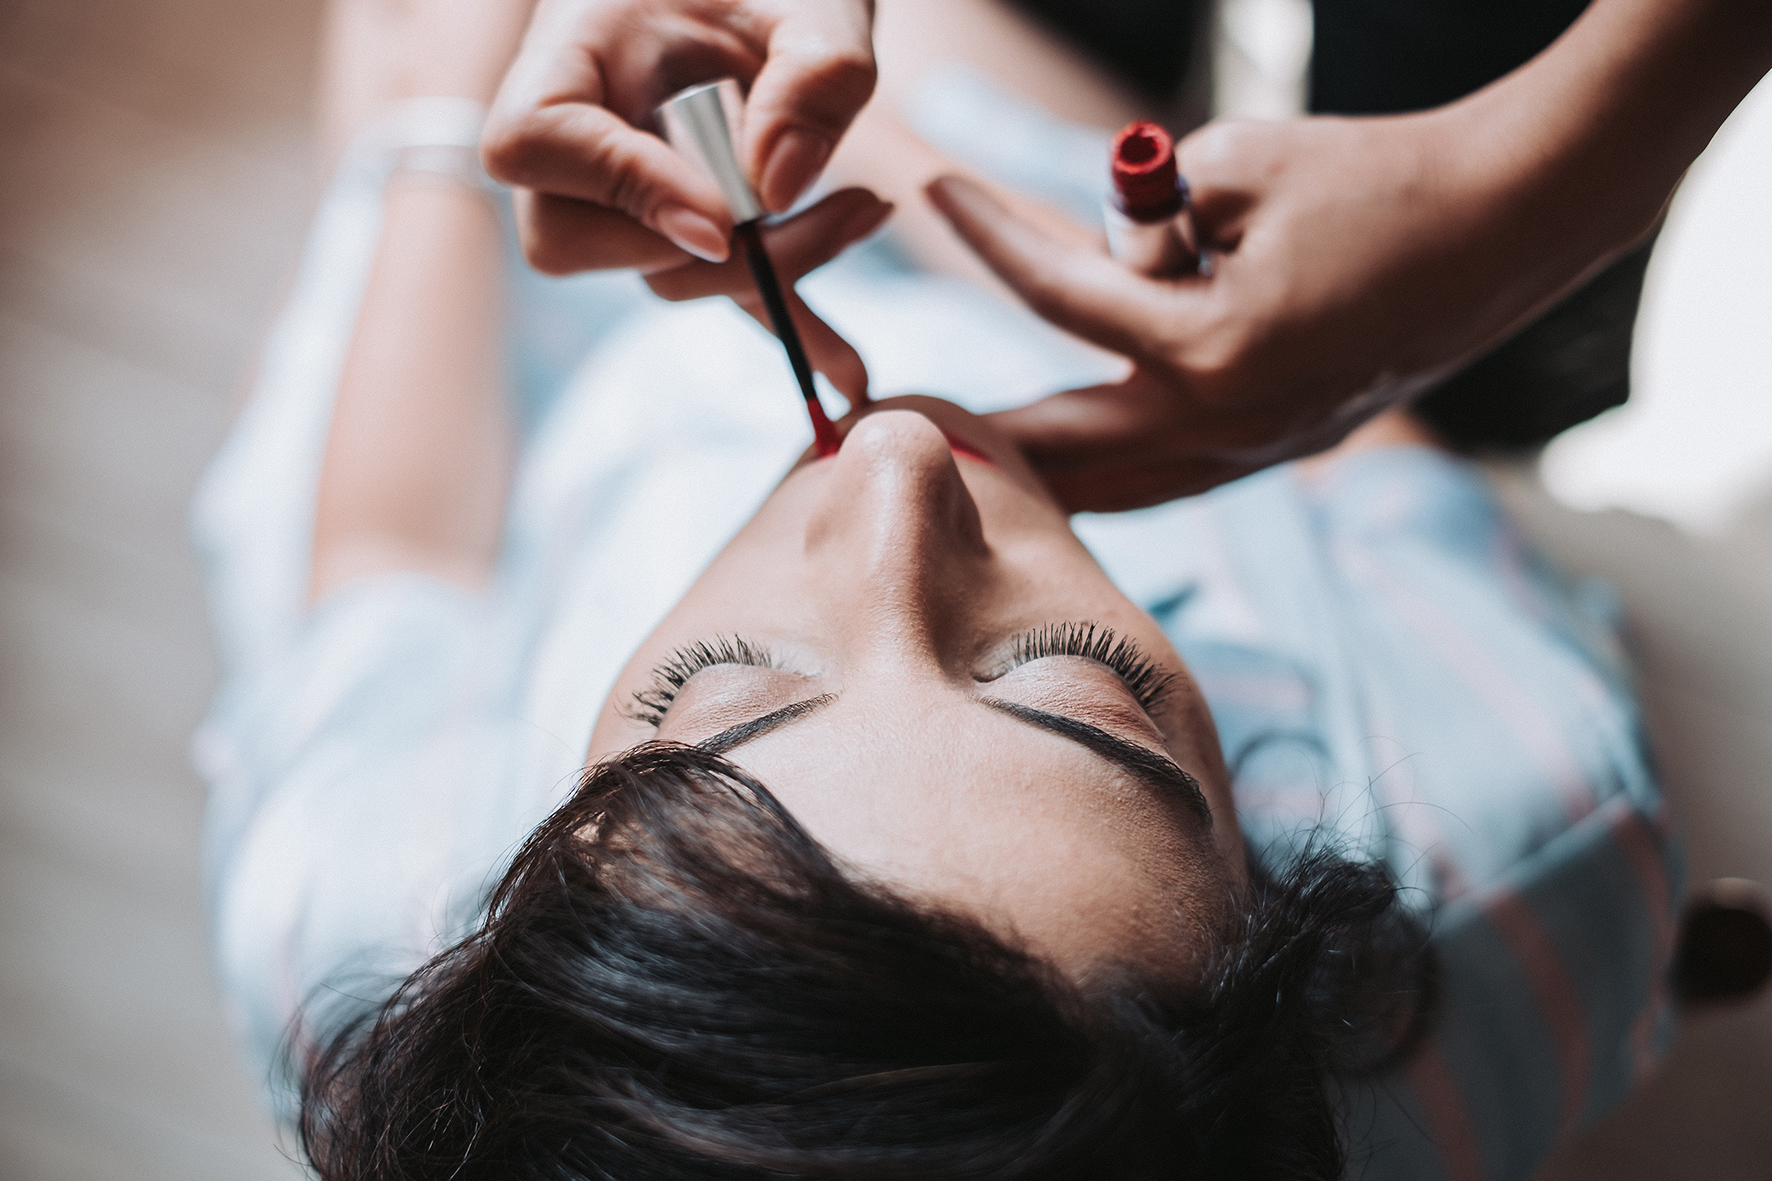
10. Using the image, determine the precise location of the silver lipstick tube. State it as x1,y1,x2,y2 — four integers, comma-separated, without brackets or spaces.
658,78,763,224
1104,201,1197,277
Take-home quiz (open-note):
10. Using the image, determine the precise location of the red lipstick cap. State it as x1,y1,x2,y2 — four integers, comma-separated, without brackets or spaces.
1110,121,1187,222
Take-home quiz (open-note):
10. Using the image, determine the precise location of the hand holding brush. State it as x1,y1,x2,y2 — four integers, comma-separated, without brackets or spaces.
643,187,891,418
655,80,888,454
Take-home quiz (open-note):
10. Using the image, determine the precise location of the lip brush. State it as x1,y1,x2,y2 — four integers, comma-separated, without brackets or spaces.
661,80,842,457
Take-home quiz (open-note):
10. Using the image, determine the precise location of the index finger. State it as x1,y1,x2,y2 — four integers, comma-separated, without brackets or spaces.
484,4,738,262
987,373,1185,470
644,187,890,300
986,376,1258,511
485,100,737,262
925,175,1203,363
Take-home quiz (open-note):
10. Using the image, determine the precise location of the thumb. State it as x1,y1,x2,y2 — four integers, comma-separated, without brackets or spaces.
925,175,1198,362
743,2,877,212
987,369,1182,470
987,371,1250,511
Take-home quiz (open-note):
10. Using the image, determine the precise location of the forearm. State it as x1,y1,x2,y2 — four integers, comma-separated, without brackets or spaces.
310,179,513,600
1457,0,1772,293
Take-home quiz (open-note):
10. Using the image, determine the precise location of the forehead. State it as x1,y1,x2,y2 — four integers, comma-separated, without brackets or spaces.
720,690,1215,973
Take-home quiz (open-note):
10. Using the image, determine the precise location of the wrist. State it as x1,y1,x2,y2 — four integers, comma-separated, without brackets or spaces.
390,142,506,198
1438,0,1772,277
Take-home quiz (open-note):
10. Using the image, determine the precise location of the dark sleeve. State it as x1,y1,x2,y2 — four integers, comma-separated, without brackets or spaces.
1309,0,1592,117
1002,0,1206,99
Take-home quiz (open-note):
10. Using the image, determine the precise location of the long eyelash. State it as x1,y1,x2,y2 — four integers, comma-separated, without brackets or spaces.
1004,622,1176,714
623,636,780,728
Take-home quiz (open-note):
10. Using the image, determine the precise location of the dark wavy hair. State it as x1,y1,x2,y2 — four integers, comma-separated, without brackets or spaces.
299,742,1434,1180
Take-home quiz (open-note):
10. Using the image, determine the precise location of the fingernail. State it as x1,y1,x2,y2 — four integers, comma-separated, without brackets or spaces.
925,174,962,200
842,199,894,242
761,128,833,212
654,202,729,262
923,174,973,215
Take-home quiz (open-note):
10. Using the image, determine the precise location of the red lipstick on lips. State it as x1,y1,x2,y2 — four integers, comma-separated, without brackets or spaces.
942,430,995,465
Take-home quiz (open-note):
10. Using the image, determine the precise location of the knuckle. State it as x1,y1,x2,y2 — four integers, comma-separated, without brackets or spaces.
816,49,877,104
779,48,876,129
521,234,578,277
481,120,551,188
597,133,659,215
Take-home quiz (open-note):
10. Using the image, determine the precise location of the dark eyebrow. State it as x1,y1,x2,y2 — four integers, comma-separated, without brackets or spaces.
982,699,1212,824
695,692,1210,825
697,694,836,754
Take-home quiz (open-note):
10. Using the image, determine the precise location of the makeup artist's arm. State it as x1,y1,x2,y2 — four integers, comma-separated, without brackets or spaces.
480,0,875,272
310,177,512,600
309,3,529,601
930,0,1772,511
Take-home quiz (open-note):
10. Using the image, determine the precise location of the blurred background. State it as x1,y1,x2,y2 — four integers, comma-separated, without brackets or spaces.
0,0,317,1174
0,0,1767,1177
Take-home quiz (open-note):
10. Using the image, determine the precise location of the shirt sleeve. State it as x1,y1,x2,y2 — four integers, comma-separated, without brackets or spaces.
1265,451,1678,1181
1100,449,1678,1181
200,573,543,1120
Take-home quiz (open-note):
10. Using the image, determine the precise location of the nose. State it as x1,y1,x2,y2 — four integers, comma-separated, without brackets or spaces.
802,411,992,666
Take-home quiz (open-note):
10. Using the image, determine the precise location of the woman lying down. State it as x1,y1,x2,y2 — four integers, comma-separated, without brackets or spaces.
192,2,1687,1178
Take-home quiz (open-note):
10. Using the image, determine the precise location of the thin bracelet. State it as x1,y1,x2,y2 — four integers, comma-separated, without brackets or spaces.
390,143,505,197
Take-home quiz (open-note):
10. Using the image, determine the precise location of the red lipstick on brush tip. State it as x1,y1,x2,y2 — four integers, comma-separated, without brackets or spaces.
661,80,843,458
733,221,843,459
1110,121,1187,222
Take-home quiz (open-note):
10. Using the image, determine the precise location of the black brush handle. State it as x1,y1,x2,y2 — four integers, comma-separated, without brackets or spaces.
734,220,840,455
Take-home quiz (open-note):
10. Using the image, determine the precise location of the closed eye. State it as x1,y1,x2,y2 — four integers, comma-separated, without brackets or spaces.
623,636,782,728
984,623,1174,715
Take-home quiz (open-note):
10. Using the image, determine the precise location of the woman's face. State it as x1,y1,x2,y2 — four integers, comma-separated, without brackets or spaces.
588,397,1245,980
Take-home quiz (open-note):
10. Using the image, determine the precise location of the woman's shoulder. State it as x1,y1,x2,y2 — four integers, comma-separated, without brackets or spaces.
200,573,567,1118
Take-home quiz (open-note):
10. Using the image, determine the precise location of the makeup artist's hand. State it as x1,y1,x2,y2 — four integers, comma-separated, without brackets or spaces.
926,0,1772,512
926,116,1499,509
482,0,875,273
646,187,893,405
